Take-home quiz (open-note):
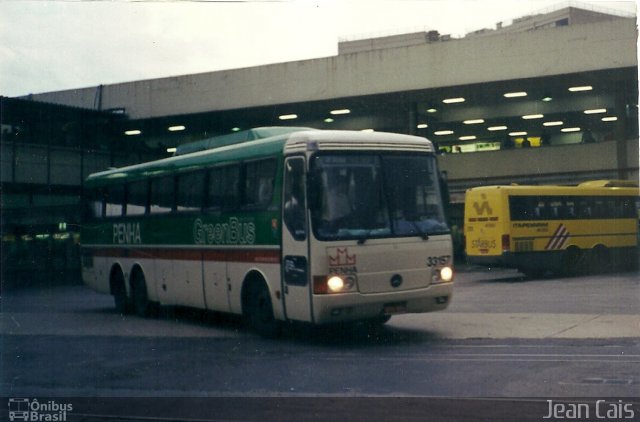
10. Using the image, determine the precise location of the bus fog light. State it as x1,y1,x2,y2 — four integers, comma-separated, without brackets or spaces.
327,276,345,292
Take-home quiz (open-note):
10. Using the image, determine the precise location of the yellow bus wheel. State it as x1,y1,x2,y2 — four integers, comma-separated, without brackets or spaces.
590,245,611,274
560,247,581,277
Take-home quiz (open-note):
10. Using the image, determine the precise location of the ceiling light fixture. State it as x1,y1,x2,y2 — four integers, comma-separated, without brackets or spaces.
459,135,477,141
463,119,485,124
504,92,527,98
231,127,241,132
442,97,465,104
522,114,544,120
434,130,454,135
542,96,553,102
543,121,563,126
509,131,527,136
324,118,334,123
279,114,298,120
124,130,141,136
487,126,508,131
330,109,351,115
427,108,438,113
584,108,606,114
601,116,618,122
166,147,177,153
417,123,428,129
168,125,185,132
568,86,593,92
561,127,581,132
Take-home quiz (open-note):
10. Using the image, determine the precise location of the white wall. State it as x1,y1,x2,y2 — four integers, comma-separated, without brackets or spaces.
27,19,637,120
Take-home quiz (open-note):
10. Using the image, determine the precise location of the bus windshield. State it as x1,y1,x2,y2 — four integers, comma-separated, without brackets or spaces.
310,153,449,241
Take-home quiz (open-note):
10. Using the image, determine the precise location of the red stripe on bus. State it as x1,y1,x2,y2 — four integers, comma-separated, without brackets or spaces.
89,247,280,264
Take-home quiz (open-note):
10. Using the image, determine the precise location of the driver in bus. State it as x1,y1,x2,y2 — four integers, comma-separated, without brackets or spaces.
321,173,352,232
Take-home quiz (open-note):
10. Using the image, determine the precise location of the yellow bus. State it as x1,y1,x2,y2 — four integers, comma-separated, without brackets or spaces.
464,181,639,276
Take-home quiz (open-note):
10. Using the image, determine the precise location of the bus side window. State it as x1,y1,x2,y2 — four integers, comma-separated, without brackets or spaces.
105,185,125,217
593,198,607,219
565,199,576,219
534,200,546,219
509,197,532,221
243,159,276,209
549,199,562,219
577,199,592,218
83,188,105,220
177,171,205,212
208,165,240,210
150,175,175,214
126,180,148,216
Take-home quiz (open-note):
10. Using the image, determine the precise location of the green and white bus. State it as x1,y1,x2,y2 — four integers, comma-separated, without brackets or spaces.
81,128,454,336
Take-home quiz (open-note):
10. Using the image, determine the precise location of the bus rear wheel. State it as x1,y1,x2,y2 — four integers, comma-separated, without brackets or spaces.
560,247,581,277
244,280,281,338
111,268,131,314
131,271,156,317
589,245,611,274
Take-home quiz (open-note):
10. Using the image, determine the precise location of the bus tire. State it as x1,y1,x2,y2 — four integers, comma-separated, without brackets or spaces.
243,278,281,338
131,269,155,318
560,247,582,276
111,266,131,314
590,245,611,274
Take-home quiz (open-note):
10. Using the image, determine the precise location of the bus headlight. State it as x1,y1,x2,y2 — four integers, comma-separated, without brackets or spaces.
313,275,356,294
327,276,345,292
432,266,454,283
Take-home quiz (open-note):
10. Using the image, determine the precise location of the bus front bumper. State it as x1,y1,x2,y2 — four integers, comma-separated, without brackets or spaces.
311,282,453,324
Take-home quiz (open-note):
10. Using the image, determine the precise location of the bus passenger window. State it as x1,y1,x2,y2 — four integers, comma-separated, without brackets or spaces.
549,200,562,219
243,159,276,208
208,165,239,210
126,180,148,216
177,171,205,212
577,200,592,218
83,188,105,220
534,201,546,219
565,200,576,218
105,185,125,217
150,176,175,214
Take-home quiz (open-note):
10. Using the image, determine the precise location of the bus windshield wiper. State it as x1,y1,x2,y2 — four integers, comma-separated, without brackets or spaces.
357,229,376,245
410,220,429,241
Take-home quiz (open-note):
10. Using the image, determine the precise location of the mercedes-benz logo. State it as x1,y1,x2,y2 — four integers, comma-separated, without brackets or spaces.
390,274,403,288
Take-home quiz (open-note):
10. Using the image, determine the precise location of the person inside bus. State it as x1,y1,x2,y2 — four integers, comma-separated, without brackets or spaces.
321,173,352,232
283,161,306,240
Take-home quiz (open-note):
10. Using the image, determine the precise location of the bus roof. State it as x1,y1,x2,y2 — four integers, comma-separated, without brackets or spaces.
174,126,313,156
85,129,435,187
465,182,639,196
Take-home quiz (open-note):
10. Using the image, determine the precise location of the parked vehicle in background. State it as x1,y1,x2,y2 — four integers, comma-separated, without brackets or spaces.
464,180,639,276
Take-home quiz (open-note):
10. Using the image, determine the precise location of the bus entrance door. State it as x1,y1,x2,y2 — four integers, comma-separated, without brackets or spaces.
281,157,312,322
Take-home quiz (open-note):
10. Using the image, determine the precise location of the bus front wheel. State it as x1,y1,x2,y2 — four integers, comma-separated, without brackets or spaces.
244,279,281,338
